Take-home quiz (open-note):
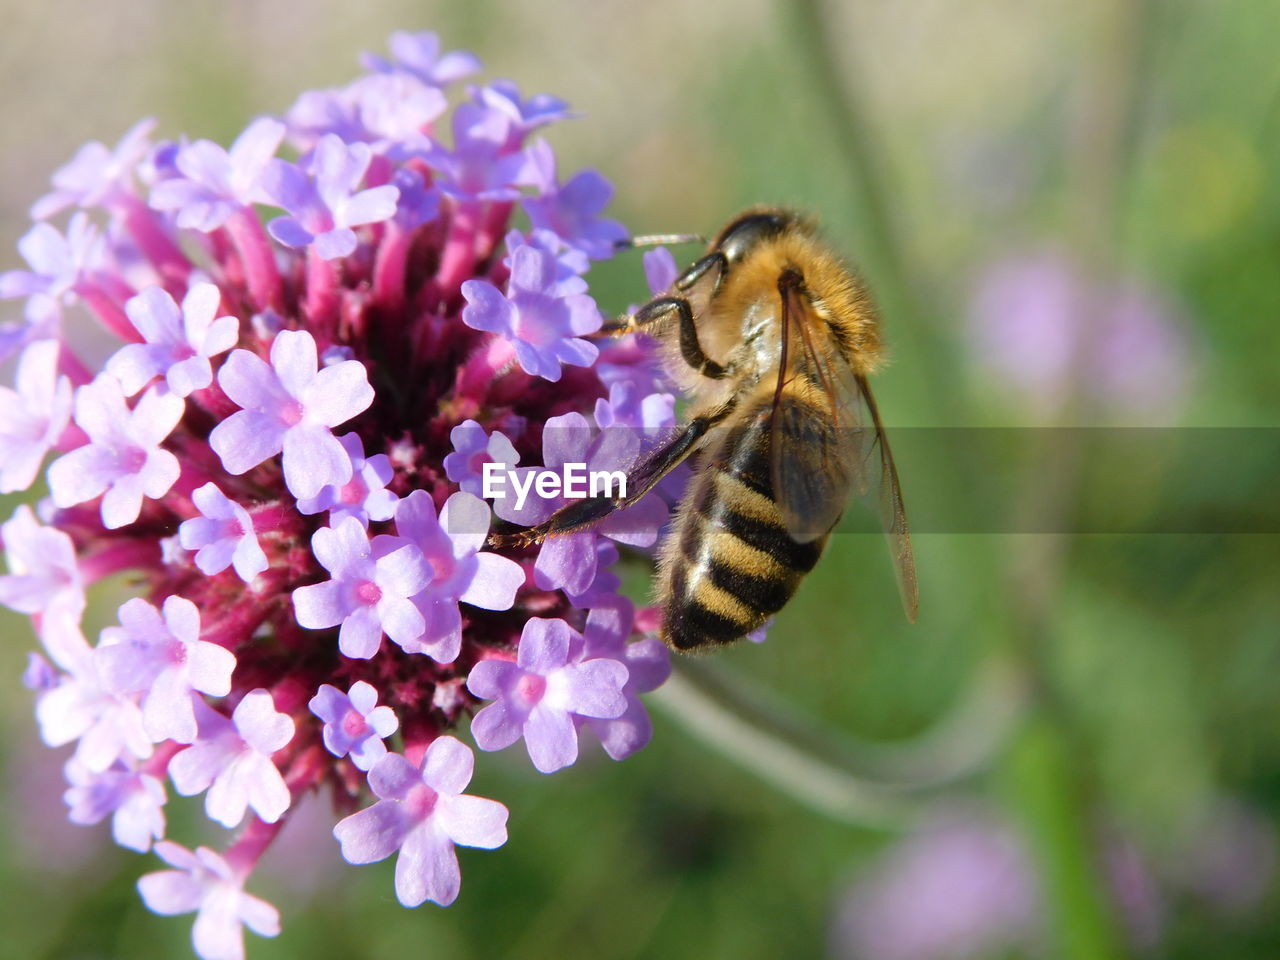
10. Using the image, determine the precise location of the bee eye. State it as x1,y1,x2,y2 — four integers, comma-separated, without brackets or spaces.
717,212,790,263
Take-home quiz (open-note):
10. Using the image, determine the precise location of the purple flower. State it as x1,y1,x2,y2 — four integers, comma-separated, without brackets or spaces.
296,432,398,527
0,503,84,619
308,680,399,771
286,73,447,158
0,339,74,493
333,736,507,907
291,516,430,659
31,117,155,219
492,411,668,595
263,135,399,259
1174,798,1277,916
0,213,104,318
969,251,1193,421
473,80,573,141
390,167,440,228
595,334,669,402
578,601,670,761
362,30,483,88
521,140,628,259
168,691,295,827
24,651,60,692
106,282,239,397
443,419,520,496
64,759,167,852
424,103,531,202
594,380,676,432
148,118,286,231
1090,280,1193,420
830,808,1042,960
178,483,269,582
47,377,184,529
594,382,687,504
34,612,154,773
138,841,280,960
347,73,448,147
562,539,625,609
209,329,375,500
1,29,668,955
461,244,601,382
504,227,589,281
642,247,679,295
393,491,525,663
95,595,236,744
467,617,629,773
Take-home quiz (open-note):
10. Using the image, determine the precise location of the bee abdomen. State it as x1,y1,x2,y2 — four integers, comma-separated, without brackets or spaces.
661,462,826,651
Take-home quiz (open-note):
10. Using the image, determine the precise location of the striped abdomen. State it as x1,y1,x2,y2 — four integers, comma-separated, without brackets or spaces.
658,407,827,650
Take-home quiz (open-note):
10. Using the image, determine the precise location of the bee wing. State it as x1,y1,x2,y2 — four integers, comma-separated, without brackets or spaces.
770,286,919,622
849,372,919,623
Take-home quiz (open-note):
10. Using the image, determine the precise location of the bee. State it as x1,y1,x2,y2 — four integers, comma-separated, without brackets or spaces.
509,207,917,650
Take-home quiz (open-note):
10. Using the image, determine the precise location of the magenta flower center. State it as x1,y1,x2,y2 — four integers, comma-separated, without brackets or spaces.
515,672,547,706
429,553,456,581
355,580,382,605
341,708,369,738
404,783,439,820
119,446,148,474
339,476,368,505
512,294,560,346
279,400,305,427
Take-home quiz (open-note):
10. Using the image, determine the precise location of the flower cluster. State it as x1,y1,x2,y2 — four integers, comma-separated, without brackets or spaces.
0,30,676,960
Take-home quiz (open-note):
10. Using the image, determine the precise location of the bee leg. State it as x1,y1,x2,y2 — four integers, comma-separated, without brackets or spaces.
504,401,736,544
591,253,726,341
672,252,726,297
629,297,727,379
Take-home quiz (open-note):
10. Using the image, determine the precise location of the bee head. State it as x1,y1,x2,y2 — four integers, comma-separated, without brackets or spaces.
714,209,798,264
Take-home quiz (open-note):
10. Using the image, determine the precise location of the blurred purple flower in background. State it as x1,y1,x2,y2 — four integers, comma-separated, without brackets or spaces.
1172,798,1278,917
0,28,678,959
830,801,1275,960
969,249,1194,421
830,807,1042,960
139,841,281,960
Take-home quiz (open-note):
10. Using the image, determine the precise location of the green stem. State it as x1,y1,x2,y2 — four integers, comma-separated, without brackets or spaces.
1005,717,1125,960
789,0,950,416
651,656,1026,828
999,3,1154,958
652,667,909,828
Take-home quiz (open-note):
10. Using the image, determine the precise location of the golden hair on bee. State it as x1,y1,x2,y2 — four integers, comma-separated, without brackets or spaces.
703,206,885,376
505,206,917,651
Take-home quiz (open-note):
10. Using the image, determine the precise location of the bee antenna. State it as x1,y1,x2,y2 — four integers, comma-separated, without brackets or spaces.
616,233,706,250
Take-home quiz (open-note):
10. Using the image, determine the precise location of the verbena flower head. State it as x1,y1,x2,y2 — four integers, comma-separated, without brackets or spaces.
0,29,680,959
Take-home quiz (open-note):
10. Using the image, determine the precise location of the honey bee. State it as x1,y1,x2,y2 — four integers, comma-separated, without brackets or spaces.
509,207,917,650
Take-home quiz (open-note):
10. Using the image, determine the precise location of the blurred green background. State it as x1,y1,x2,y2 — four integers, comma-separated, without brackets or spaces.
2,0,1278,958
